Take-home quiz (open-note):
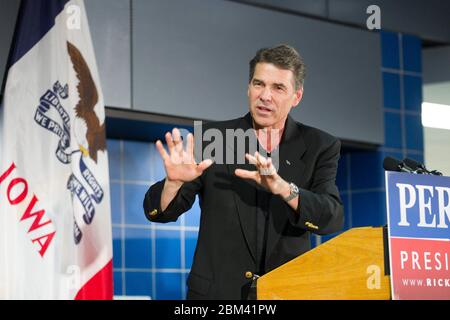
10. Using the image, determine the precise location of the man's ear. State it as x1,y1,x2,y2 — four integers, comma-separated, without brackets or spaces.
292,87,303,107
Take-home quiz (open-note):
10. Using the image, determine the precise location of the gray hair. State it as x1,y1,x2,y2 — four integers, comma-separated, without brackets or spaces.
249,44,306,90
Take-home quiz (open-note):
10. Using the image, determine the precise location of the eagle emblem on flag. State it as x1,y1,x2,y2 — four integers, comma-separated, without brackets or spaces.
67,41,106,164
33,41,106,244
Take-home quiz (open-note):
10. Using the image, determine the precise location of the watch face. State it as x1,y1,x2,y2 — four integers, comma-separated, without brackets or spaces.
291,183,299,193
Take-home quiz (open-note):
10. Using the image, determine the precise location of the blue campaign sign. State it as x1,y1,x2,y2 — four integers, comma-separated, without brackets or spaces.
385,172,450,240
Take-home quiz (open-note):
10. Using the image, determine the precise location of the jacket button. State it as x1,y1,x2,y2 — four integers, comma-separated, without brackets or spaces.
245,271,253,279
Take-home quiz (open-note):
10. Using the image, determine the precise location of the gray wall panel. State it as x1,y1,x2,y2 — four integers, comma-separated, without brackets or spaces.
328,0,450,43
236,0,450,43
85,0,131,109
423,82,450,105
133,0,383,144
423,46,450,105
423,46,450,84
236,0,328,16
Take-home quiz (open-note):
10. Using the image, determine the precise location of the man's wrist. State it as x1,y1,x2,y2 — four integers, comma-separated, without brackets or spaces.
277,179,291,199
282,182,300,202
164,178,183,191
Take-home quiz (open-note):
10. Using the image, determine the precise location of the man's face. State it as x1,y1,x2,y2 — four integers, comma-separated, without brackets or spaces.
248,62,303,130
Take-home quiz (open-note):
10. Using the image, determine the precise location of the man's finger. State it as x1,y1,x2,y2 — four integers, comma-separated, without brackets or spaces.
165,132,175,154
186,133,194,163
255,151,267,166
266,157,274,170
254,151,263,167
155,140,169,161
172,128,183,153
234,169,259,182
246,153,257,166
196,159,213,173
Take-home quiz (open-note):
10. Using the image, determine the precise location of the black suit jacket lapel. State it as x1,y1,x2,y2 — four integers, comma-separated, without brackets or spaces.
227,113,257,263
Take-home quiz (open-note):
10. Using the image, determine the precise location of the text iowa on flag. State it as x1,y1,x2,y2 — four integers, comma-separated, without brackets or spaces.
0,0,113,299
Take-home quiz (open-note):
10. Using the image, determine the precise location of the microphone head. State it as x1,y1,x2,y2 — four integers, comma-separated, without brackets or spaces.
430,170,443,176
383,156,402,172
403,158,422,171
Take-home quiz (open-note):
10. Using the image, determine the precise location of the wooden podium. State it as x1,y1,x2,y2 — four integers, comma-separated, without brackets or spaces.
257,227,391,299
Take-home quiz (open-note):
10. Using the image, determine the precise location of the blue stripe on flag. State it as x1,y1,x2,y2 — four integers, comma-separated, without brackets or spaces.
6,0,69,71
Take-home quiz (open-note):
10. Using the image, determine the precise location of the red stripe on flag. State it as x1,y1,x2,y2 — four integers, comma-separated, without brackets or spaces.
75,260,113,300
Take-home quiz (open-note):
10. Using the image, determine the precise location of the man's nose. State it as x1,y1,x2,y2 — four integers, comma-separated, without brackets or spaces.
259,87,272,102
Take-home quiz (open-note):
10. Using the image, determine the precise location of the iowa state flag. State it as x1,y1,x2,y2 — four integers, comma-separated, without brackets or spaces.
0,0,113,299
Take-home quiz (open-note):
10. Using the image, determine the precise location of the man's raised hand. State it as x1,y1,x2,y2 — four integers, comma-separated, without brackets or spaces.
156,128,213,183
234,151,287,196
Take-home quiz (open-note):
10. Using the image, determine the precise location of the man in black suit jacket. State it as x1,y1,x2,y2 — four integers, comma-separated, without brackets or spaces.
143,44,344,299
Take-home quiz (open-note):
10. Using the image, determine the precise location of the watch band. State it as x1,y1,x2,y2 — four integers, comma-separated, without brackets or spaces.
284,182,299,202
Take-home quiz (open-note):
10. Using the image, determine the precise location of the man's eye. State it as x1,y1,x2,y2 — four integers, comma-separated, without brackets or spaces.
276,86,284,91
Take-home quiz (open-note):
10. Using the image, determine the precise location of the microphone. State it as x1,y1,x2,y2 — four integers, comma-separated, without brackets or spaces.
403,158,443,176
403,158,428,174
430,170,443,176
383,156,414,173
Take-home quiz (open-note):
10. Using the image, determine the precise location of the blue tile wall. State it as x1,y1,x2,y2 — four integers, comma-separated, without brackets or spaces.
123,141,152,181
155,229,181,269
384,112,402,149
350,151,384,189
402,34,422,72
155,272,183,300
113,272,122,296
124,183,155,225
125,272,153,297
405,114,424,151
351,191,387,227
125,227,152,269
383,72,401,109
107,31,424,299
110,182,121,224
380,31,400,69
403,75,422,112
112,227,122,268
108,139,199,299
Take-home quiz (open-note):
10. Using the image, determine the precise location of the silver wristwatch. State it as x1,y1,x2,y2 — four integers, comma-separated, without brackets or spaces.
284,182,299,202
